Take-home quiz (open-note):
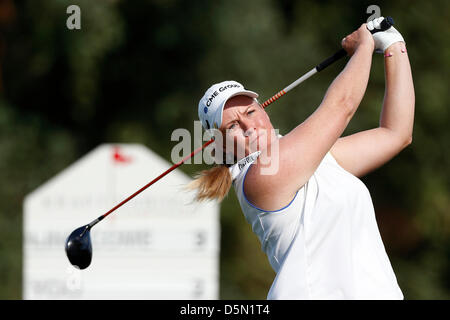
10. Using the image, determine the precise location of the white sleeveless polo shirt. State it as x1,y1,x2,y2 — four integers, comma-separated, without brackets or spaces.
230,148,403,300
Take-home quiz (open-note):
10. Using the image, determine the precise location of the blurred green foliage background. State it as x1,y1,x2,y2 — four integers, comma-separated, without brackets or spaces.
0,0,449,299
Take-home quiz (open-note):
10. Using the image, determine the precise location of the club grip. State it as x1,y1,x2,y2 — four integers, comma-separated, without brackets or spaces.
316,49,347,72
315,16,395,72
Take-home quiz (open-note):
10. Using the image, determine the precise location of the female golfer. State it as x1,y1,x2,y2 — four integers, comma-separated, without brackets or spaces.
190,19,414,299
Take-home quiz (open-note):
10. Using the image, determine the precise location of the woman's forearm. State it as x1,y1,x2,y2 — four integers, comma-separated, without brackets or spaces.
324,43,373,115
380,42,415,141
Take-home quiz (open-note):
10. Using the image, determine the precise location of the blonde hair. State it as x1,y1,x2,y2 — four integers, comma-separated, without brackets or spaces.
185,164,232,203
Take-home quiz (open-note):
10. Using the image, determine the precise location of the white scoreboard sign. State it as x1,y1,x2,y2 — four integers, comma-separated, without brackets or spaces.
23,144,220,299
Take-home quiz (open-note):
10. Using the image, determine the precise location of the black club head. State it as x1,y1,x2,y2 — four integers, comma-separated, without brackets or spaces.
65,225,92,270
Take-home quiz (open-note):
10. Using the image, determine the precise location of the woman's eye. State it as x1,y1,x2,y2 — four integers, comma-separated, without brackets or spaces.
248,110,255,115
229,123,236,129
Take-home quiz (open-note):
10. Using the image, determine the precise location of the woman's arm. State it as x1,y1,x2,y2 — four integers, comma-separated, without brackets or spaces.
380,42,415,140
330,41,415,178
245,24,375,211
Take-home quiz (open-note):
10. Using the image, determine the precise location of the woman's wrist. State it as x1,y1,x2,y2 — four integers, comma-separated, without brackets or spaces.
383,42,407,57
356,41,375,54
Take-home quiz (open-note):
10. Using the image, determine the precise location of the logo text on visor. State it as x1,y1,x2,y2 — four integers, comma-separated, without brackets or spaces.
205,84,242,107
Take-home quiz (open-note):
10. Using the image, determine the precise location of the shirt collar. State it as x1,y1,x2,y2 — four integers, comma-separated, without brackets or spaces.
227,133,283,181
228,151,261,181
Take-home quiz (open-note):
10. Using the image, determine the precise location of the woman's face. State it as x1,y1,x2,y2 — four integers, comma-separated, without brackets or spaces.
219,95,275,160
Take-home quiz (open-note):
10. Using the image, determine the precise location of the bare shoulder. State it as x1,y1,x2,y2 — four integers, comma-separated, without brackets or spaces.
243,162,299,212
242,97,353,211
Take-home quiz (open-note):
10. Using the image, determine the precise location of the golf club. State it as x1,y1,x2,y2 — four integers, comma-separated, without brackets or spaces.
65,16,394,270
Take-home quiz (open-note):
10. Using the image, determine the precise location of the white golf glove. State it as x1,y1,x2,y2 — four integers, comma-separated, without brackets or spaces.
367,17,405,53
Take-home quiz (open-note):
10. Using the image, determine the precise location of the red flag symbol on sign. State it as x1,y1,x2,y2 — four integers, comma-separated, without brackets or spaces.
112,146,132,164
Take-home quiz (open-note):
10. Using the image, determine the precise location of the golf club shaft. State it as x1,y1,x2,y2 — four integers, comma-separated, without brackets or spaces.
261,16,394,108
260,68,318,108
87,17,395,228
87,139,215,228
87,62,324,228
